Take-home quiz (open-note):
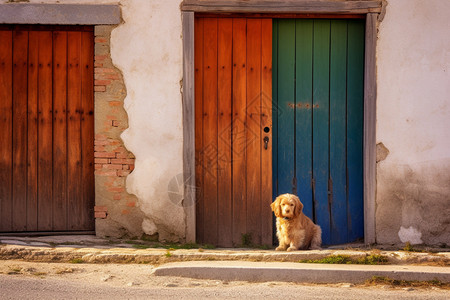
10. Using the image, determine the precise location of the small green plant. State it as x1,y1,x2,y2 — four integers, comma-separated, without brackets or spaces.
32,272,47,277
299,254,389,265
165,250,172,258
357,254,389,265
8,266,22,274
402,242,424,252
366,276,449,289
69,258,84,264
241,233,253,247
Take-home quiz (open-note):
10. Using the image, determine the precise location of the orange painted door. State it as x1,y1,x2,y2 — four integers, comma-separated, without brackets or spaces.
195,17,273,247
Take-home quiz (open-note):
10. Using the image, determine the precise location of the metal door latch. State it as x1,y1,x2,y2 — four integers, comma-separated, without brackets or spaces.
263,136,269,149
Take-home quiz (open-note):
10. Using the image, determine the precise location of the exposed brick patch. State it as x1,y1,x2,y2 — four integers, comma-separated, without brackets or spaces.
93,25,142,238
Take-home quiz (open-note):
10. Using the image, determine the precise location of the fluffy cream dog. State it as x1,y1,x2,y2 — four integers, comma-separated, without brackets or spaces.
271,193,322,251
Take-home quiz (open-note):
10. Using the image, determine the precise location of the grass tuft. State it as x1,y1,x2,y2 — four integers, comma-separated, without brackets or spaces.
69,258,84,264
366,276,450,289
299,254,389,265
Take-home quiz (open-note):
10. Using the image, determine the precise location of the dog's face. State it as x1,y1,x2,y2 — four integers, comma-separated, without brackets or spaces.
271,193,303,219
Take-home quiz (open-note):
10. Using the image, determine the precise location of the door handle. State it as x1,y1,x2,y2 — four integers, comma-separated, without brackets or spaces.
263,136,269,150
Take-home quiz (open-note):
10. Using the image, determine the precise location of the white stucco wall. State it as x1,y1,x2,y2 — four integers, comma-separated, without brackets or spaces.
376,0,450,244
110,0,185,241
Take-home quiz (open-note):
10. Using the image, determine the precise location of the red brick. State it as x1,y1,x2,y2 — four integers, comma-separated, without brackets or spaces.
95,164,103,170
108,187,124,193
95,134,108,140
115,152,130,159
121,209,130,215
95,158,108,164
126,201,136,207
112,120,120,127
95,145,106,152
117,170,131,177
95,170,117,176
113,146,126,153
113,194,122,200
95,55,108,61
111,158,135,165
123,165,130,170
95,67,115,74
108,101,121,106
104,74,120,80
94,85,106,92
94,62,103,67
103,164,123,170
94,152,116,158
94,140,109,146
129,165,135,171
95,206,108,212
95,37,108,43
95,211,107,219
95,79,111,86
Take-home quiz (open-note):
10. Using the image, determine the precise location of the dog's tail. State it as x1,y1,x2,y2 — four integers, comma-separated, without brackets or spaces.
310,225,322,250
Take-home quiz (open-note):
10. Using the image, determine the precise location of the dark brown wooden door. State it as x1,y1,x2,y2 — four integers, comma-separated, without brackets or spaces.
195,17,273,247
0,26,94,233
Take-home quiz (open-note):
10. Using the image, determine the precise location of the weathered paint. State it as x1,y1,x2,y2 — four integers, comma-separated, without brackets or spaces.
377,0,450,245
111,0,185,242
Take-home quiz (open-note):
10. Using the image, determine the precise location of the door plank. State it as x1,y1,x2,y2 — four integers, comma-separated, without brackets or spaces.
272,20,278,203
52,31,68,231
246,19,262,245
67,31,83,230
347,20,365,242
329,20,348,244
217,18,233,247
202,18,218,245
231,18,247,246
27,31,39,231
312,20,331,244
12,30,28,231
37,31,53,231
194,17,205,243
0,30,13,232
260,18,273,246
295,19,314,220
81,31,95,230
276,19,296,196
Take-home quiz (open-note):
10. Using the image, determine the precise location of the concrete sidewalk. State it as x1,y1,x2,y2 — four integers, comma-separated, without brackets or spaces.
154,261,450,283
1,235,449,284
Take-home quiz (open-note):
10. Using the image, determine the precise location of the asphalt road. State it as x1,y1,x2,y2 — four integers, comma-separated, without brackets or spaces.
1,274,449,300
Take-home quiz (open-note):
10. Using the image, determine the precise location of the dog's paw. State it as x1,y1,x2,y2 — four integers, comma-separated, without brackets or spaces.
286,246,297,252
275,246,286,251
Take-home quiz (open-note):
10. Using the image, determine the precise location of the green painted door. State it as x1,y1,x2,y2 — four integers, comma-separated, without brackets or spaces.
272,19,365,245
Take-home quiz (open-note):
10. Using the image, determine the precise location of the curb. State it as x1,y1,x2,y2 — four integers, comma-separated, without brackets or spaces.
1,244,449,266
153,261,450,283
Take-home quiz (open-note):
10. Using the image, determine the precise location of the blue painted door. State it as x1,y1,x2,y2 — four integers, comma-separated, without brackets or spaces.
273,19,364,245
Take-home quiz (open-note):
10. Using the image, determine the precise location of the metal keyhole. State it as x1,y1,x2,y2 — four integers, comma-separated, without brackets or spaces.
263,136,269,150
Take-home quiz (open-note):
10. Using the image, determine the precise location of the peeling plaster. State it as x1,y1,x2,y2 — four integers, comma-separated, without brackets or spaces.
110,0,185,242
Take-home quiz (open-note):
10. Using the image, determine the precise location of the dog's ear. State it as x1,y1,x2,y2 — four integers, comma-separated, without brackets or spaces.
294,195,303,217
270,197,281,218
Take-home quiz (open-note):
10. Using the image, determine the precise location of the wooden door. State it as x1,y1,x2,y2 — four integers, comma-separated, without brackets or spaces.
195,17,273,247
273,19,365,245
0,25,94,233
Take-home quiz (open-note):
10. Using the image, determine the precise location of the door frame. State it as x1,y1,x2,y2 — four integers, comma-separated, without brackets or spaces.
181,0,382,244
